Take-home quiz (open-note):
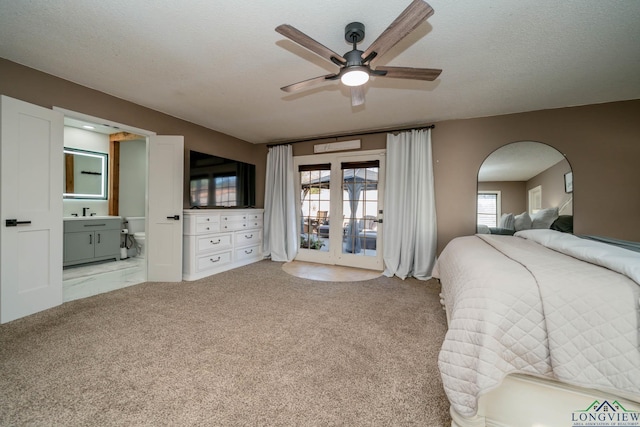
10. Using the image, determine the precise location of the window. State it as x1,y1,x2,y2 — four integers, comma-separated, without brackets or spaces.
528,185,542,215
477,191,501,228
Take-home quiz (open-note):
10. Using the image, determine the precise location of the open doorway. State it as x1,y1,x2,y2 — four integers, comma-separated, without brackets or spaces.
58,111,151,302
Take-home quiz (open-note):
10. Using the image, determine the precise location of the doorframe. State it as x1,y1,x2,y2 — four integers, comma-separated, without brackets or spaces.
294,149,385,270
53,107,156,282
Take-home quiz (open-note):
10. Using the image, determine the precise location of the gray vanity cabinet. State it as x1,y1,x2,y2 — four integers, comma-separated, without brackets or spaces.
63,218,121,267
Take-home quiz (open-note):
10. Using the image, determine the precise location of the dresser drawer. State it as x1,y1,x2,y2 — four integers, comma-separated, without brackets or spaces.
235,230,261,246
221,214,247,223
64,218,121,232
196,222,220,234
221,220,246,231
244,213,262,221
196,233,233,253
235,245,261,262
197,251,232,271
245,218,263,228
196,214,220,224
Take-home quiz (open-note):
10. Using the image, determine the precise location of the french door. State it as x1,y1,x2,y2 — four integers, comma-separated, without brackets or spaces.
294,150,385,271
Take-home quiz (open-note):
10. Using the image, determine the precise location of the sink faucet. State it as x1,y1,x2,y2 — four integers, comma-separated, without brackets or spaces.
83,207,90,217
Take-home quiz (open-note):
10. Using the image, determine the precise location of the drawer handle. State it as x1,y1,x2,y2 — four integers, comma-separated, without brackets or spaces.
244,249,253,254
244,234,253,239
210,256,221,263
210,239,221,245
206,218,210,221
206,227,210,230
84,223,106,227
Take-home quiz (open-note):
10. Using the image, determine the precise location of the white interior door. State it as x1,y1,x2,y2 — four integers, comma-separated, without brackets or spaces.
1,95,64,323
147,135,184,281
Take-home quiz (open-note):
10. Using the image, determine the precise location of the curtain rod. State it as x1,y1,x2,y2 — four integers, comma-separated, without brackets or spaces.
266,124,435,147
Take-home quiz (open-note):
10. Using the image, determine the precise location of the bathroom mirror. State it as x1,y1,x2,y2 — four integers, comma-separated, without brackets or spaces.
63,148,108,199
477,141,572,230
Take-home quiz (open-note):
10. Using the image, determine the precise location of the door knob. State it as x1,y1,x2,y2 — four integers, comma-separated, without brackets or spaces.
166,215,180,220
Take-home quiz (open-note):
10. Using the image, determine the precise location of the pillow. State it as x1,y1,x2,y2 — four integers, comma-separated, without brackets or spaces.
550,215,573,233
531,207,559,229
476,224,490,234
498,213,515,230
514,212,532,231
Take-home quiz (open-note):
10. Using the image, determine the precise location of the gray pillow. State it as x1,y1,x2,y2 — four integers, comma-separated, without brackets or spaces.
499,213,515,230
514,212,532,231
531,207,559,229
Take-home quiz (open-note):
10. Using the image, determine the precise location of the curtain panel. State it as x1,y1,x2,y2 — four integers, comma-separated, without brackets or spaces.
383,129,437,280
263,145,298,262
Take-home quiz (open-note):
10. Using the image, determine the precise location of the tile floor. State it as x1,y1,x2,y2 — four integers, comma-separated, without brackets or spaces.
63,256,146,302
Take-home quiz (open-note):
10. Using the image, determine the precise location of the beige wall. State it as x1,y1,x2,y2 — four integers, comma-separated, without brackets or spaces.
478,181,527,217
527,159,572,213
0,58,267,209
3,58,638,254
291,100,640,252
431,101,640,252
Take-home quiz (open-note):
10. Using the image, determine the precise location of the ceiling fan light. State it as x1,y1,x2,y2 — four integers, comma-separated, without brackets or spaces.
341,68,370,87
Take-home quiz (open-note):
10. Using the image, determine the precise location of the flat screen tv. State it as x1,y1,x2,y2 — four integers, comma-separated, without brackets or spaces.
189,150,256,208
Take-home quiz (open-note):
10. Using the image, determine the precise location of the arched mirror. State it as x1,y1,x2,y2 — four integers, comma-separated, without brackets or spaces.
477,141,573,235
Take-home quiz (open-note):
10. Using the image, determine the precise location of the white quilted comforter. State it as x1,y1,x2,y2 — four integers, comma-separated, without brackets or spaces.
433,229,640,417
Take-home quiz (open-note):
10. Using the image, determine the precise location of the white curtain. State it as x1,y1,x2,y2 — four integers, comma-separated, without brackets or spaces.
383,129,437,280
263,145,298,262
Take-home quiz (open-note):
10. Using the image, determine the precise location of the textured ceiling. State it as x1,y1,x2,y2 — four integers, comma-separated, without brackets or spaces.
1,0,639,144
478,141,565,182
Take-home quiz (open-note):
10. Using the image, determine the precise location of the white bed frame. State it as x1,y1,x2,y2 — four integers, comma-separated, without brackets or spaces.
441,304,640,427
449,374,640,427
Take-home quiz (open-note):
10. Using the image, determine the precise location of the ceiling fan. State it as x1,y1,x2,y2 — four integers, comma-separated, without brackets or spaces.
276,0,442,107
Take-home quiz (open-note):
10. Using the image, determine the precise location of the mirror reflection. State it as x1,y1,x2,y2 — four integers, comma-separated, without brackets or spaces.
63,148,108,199
477,141,573,235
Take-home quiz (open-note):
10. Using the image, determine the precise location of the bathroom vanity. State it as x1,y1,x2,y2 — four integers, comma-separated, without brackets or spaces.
63,217,121,267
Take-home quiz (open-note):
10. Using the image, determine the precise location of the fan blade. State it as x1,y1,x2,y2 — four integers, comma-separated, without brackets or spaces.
375,66,441,81
281,73,339,93
362,0,434,64
351,86,365,107
276,24,346,65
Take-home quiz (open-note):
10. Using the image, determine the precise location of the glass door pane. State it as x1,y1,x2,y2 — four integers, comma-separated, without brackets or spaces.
299,167,331,253
342,164,379,258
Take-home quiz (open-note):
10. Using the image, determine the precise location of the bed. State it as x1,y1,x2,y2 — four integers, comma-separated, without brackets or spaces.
433,229,640,426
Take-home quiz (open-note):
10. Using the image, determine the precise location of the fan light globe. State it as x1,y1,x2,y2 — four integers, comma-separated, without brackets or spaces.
341,68,370,87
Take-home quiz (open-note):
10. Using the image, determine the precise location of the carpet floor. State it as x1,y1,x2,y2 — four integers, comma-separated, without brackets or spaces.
0,260,451,426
